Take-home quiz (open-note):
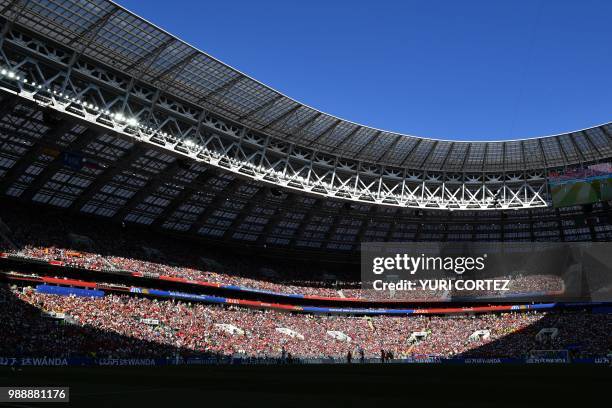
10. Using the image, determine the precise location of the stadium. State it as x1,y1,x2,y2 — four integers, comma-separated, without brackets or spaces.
0,0,610,406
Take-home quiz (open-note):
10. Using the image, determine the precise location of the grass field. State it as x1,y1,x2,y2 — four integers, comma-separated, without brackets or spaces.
1,364,610,407
551,181,599,207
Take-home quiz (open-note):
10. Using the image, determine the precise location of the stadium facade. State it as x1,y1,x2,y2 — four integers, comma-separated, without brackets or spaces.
0,0,609,256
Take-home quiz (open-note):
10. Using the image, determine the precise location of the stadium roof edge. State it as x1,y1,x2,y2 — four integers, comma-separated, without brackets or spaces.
106,0,611,145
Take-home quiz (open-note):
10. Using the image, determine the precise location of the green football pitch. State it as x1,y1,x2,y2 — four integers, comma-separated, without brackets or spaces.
551,181,599,207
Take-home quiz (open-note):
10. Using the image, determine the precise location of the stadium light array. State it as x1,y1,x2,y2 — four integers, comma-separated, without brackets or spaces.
0,66,146,133
0,66,545,210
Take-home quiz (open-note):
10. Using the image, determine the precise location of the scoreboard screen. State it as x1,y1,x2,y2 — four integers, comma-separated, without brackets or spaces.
549,163,612,208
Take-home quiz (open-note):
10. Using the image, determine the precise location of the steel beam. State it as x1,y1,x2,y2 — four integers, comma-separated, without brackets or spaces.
69,144,147,211
19,128,98,202
113,158,183,222
188,177,243,234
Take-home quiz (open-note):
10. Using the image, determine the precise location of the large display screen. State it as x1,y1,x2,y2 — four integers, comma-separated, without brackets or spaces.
549,163,612,208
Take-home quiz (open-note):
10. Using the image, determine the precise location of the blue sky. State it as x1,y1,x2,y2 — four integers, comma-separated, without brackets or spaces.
118,0,612,141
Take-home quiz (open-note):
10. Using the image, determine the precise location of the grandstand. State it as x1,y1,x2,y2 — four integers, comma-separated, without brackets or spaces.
0,0,611,379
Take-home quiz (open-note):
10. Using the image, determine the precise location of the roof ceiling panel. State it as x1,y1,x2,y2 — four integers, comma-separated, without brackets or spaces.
383,137,420,166
300,115,338,144
444,142,470,171
337,127,379,156
585,126,612,156
571,132,598,161
557,134,580,162
522,139,545,168
313,122,359,149
357,132,398,162
403,139,436,168
464,143,486,171
144,41,196,81
485,142,504,170
423,141,452,170
272,106,318,133
540,138,566,167
503,141,524,171
29,0,104,36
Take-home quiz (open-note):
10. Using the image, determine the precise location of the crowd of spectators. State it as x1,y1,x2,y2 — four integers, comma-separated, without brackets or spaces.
0,203,565,301
12,246,112,271
6,244,566,300
106,255,343,297
1,286,609,360
0,205,356,297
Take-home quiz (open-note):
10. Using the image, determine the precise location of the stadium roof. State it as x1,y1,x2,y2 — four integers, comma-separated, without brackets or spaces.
0,0,610,251
1,0,610,172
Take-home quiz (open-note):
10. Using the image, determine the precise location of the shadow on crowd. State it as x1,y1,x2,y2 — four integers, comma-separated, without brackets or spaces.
2,281,608,362
0,282,202,361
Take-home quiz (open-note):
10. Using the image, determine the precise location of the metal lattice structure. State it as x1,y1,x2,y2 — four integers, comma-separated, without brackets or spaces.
0,0,610,210
0,0,610,252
